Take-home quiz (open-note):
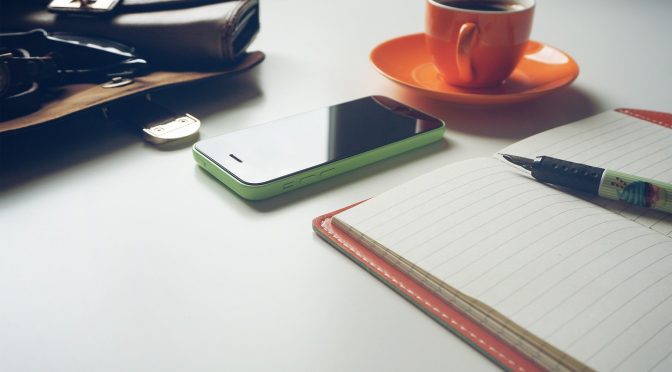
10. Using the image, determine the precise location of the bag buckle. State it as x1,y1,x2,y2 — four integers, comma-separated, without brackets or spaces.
48,0,121,14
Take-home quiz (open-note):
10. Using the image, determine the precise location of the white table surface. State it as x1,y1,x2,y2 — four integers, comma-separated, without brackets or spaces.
1,0,671,371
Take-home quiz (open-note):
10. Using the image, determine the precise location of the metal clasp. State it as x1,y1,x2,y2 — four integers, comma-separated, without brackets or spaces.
48,0,121,14
102,76,134,88
102,94,201,145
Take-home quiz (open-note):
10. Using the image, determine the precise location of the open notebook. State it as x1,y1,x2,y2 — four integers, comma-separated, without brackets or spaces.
314,109,672,371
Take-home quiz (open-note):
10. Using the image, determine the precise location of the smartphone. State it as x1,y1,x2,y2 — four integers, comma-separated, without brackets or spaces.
192,96,445,200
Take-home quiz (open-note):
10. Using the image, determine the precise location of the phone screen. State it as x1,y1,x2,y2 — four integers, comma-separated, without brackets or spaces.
195,96,443,185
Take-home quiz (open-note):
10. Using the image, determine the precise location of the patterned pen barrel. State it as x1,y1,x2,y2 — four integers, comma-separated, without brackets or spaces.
503,154,672,214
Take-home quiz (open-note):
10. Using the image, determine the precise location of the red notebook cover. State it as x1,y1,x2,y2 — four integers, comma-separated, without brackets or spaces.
313,203,543,372
312,109,672,372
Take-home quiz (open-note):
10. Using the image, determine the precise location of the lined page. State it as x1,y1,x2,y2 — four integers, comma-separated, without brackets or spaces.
335,158,672,371
499,110,672,236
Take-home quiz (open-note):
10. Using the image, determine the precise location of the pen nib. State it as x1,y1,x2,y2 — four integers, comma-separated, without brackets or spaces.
501,154,535,172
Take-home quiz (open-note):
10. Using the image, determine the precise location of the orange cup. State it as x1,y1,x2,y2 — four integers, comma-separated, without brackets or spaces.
425,0,535,88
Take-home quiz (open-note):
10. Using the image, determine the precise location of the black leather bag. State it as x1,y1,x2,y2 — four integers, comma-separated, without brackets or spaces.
1,0,260,69
0,0,264,136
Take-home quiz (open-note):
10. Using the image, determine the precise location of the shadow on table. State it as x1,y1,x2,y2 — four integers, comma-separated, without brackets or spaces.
196,86,601,212
394,86,603,140
0,70,263,193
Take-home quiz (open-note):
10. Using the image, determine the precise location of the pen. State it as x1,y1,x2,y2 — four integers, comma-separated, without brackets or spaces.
501,154,672,214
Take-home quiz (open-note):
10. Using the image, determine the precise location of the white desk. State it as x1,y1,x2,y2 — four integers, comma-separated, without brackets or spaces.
1,0,671,371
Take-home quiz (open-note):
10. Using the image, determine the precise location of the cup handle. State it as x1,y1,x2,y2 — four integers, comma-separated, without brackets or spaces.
456,23,478,83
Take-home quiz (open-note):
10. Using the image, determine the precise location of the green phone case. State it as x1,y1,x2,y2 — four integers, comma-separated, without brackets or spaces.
192,121,445,200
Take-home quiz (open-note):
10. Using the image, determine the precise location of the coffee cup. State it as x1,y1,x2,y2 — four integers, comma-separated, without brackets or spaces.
425,0,535,88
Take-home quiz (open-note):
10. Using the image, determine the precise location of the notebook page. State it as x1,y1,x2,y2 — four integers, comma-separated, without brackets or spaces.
334,157,672,371
498,110,672,237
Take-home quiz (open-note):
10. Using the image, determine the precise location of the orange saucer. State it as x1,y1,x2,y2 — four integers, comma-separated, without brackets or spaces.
370,33,579,104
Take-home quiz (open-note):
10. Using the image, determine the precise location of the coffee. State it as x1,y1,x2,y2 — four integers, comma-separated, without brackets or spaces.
435,0,526,12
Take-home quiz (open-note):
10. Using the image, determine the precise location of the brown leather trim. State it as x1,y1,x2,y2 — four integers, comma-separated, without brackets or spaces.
0,51,264,133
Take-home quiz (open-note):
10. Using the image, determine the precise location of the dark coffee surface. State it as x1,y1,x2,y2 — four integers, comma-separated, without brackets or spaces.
436,0,525,11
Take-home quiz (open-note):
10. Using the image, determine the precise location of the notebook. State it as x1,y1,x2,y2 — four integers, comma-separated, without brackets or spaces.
313,109,672,372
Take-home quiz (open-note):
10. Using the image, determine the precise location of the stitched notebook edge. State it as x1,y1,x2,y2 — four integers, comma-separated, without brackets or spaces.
312,205,543,372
